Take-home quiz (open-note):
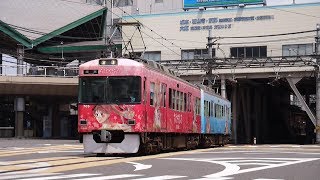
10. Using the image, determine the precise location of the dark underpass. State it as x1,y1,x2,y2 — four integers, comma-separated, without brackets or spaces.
225,77,316,144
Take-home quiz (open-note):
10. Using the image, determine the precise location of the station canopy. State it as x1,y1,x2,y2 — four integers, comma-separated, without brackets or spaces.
0,0,112,65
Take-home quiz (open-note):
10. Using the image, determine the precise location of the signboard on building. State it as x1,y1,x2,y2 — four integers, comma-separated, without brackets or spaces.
183,0,265,9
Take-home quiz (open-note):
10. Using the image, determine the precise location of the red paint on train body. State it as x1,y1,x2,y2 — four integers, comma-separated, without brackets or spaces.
78,58,201,135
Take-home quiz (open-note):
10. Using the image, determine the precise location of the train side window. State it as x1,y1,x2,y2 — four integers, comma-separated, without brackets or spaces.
173,89,176,110
210,101,214,117
214,104,218,118
184,93,187,112
208,101,211,117
150,82,155,106
196,97,201,115
169,88,172,109
187,93,192,112
179,91,183,111
204,100,208,117
161,83,167,107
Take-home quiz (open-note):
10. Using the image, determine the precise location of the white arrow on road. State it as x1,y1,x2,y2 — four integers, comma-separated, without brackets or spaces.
126,162,152,171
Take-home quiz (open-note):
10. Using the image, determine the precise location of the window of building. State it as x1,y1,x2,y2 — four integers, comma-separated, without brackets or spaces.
113,0,133,7
155,0,163,3
230,46,267,58
282,44,313,56
135,51,161,61
111,18,122,39
181,49,215,60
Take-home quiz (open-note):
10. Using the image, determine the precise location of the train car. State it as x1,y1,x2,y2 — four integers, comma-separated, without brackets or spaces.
200,86,231,146
78,58,231,155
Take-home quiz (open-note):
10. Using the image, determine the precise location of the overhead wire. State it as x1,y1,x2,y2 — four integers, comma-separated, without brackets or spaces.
106,0,182,50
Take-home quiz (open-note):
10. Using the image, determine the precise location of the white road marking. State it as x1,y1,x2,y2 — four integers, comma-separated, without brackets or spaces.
0,172,59,179
18,173,97,180
254,179,284,180
74,174,143,180
131,175,186,180
163,157,320,179
37,150,83,153
126,162,152,171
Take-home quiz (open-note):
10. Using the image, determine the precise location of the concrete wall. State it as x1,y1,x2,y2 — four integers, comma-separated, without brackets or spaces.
122,3,320,60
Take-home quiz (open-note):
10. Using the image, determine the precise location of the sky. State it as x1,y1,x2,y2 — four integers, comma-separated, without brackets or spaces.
267,0,320,6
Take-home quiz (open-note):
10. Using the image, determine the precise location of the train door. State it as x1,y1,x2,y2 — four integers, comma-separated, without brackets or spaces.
160,83,167,130
143,77,148,130
147,81,157,131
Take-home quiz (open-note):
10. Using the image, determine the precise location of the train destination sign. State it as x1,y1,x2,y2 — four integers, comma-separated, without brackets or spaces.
179,15,274,31
183,0,266,9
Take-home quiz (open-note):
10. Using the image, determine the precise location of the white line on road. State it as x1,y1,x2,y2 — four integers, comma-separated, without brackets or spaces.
126,162,152,171
17,173,97,180
131,175,187,180
73,174,143,180
0,173,60,179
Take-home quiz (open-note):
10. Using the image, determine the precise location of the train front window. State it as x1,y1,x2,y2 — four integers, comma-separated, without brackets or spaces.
79,76,141,104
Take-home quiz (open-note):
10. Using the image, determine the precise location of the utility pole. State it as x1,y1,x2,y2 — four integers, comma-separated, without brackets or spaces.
316,23,320,143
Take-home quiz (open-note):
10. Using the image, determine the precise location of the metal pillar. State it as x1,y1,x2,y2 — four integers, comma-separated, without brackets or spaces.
221,75,226,98
208,30,213,59
316,24,320,143
232,84,238,144
287,78,316,126
14,97,25,138
0,54,2,75
17,45,24,75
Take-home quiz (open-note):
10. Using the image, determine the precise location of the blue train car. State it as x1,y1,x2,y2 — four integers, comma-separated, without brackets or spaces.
200,87,231,137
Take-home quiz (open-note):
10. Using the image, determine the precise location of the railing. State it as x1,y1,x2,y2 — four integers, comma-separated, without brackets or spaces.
160,55,319,71
0,65,79,77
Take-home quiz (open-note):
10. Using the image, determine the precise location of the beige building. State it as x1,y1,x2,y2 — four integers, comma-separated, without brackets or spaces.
120,2,319,61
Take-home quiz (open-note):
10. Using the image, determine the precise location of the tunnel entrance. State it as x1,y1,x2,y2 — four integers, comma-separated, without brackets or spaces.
225,77,316,144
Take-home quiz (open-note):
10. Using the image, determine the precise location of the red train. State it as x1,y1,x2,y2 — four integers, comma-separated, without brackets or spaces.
78,58,231,155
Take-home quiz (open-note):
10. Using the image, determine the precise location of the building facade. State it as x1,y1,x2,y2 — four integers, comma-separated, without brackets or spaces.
118,2,320,61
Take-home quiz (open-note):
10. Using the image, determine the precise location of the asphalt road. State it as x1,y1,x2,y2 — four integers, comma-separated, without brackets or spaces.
0,139,319,180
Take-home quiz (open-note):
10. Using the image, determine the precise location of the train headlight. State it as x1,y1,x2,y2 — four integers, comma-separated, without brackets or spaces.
110,59,117,65
100,60,107,65
99,59,118,65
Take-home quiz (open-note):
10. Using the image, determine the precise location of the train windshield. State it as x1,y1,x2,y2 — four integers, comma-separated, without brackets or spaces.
79,76,141,104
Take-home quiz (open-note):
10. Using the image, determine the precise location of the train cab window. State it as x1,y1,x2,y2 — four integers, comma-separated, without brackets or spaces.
79,76,141,104
150,82,155,106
